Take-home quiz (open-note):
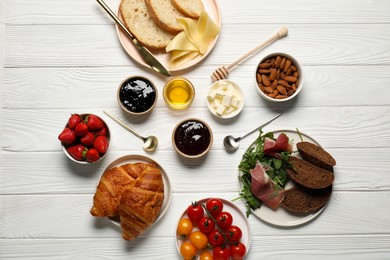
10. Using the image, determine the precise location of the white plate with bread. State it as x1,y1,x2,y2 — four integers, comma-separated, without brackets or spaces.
116,0,221,72
238,129,335,227
90,154,171,240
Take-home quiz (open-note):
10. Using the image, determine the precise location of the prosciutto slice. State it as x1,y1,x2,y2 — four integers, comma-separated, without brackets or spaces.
250,162,285,210
263,133,292,158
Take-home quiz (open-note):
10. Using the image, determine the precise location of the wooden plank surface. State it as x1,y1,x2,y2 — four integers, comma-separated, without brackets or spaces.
1,0,390,259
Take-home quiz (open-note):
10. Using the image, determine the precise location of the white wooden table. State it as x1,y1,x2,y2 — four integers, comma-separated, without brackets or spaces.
1,0,390,259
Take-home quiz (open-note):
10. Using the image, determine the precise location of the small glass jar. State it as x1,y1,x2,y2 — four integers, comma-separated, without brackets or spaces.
163,77,195,110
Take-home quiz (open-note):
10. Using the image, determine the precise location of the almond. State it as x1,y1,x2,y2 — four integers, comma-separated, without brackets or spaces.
261,75,270,86
275,56,281,68
284,59,292,72
284,76,297,83
259,62,271,69
277,85,287,95
264,86,274,93
280,57,286,71
269,69,277,81
268,89,279,98
256,73,262,83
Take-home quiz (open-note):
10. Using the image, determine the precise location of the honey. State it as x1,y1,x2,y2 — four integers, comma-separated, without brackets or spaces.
163,78,195,110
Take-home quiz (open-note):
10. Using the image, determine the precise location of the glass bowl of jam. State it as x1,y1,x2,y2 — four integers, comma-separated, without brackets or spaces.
172,118,213,159
117,76,158,115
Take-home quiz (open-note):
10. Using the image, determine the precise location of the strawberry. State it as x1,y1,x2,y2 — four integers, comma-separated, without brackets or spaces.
80,132,95,146
67,114,82,129
95,126,107,136
58,127,76,145
86,148,100,162
93,135,109,154
74,122,89,137
86,114,104,131
67,144,87,161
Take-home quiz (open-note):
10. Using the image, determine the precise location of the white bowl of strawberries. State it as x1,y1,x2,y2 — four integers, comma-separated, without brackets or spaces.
58,113,110,164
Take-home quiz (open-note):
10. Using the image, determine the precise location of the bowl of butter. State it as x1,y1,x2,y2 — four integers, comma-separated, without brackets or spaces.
206,79,244,119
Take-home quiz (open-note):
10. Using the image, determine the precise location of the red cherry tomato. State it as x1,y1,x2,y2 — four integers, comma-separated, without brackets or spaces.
208,230,225,248
226,225,242,242
198,216,215,234
229,242,247,260
216,212,233,231
206,198,223,218
187,202,204,223
213,246,230,260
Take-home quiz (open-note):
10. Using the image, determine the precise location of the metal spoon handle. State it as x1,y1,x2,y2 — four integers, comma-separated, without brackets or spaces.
103,110,144,140
241,113,283,139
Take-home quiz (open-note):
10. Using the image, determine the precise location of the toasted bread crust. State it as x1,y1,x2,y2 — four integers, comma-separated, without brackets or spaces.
288,157,334,189
145,0,185,34
282,185,332,214
119,0,174,50
297,142,336,172
171,0,204,19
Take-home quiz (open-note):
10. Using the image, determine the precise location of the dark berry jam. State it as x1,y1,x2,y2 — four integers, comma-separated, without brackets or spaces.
119,77,156,113
174,120,211,156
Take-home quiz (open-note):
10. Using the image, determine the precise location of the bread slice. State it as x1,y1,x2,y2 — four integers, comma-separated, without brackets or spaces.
288,156,334,189
119,0,174,50
145,0,186,34
171,0,204,19
297,141,336,171
282,185,332,214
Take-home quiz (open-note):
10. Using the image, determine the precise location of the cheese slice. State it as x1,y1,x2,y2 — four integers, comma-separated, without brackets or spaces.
166,11,220,68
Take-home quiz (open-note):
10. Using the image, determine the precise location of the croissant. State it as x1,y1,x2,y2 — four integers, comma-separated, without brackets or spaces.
119,165,164,240
90,163,153,217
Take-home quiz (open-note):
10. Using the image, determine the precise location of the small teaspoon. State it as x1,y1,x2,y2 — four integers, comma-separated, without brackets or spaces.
223,113,282,151
103,110,158,153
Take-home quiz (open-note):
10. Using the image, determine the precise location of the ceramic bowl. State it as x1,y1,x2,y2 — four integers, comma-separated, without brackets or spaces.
206,79,244,119
255,52,303,102
117,76,158,115
60,113,110,164
172,118,213,159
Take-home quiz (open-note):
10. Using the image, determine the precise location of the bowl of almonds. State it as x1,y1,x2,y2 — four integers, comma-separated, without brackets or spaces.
255,52,303,102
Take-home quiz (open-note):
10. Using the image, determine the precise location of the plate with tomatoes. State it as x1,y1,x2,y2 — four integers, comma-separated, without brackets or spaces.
175,198,250,260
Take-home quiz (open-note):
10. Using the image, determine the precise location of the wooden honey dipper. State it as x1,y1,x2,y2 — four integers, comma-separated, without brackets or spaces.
211,27,288,82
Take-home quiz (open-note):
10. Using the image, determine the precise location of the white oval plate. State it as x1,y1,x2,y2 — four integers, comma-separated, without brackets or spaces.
98,154,171,226
238,129,331,227
116,0,221,73
175,198,251,258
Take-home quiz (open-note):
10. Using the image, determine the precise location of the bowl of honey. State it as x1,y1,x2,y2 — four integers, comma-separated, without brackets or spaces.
163,77,195,110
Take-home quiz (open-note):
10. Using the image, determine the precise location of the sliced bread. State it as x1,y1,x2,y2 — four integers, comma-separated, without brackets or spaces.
288,156,334,189
119,0,174,50
282,185,332,214
297,141,336,171
145,0,186,34
171,0,204,19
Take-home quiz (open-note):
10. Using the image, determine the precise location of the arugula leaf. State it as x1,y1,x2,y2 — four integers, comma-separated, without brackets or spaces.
238,129,292,217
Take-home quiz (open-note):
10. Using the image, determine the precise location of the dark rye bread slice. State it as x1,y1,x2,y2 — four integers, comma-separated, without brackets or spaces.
296,141,336,172
288,156,334,189
282,185,332,214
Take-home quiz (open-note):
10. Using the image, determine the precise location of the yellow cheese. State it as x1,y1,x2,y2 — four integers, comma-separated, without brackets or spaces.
166,11,220,68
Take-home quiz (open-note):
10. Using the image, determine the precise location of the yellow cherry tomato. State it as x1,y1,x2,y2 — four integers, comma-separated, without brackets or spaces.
177,218,193,237
200,251,214,260
180,241,197,260
189,231,208,250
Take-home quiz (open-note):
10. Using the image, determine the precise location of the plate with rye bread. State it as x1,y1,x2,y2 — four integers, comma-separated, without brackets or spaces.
238,129,336,227
90,154,171,240
116,0,221,72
